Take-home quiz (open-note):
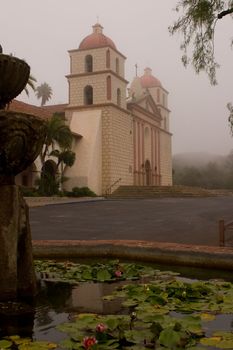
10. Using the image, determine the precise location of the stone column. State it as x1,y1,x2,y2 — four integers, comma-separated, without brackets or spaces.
0,185,36,300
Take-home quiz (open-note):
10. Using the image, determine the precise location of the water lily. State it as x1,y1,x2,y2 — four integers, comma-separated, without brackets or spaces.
96,323,107,333
82,336,97,349
115,270,122,277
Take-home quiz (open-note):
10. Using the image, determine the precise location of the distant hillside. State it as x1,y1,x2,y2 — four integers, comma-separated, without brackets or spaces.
172,151,233,189
173,152,226,168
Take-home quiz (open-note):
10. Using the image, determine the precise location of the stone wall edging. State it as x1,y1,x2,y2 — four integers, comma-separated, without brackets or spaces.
32,240,233,271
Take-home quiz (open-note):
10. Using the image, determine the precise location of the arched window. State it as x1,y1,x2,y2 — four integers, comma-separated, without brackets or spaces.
117,88,121,106
106,49,110,68
107,76,111,100
85,55,93,72
116,58,119,74
84,85,93,105
157,88,160,103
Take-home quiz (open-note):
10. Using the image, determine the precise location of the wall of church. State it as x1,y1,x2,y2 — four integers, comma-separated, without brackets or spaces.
69,75,105,106
159,130,173,186
69,73,126,108
64,109,103,195
147,86,170,132
70,48,109,73
158,108,170,132
102,106,133,194
69,47,125,77
111,75,126,108
108,49,125,77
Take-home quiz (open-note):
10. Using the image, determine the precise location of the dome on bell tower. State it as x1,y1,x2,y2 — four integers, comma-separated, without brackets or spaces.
140,67,162,88
79,23,117,50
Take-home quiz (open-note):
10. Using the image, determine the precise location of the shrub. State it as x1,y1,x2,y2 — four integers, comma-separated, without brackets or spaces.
69,186,96,197
20,186,39,197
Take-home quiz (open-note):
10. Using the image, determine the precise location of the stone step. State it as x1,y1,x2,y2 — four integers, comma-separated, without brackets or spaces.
109,185,215,199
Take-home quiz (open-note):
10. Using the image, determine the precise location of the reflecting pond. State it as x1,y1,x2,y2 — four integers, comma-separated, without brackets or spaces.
1,260,233,349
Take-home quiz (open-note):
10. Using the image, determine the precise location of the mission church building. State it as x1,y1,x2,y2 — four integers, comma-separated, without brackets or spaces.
13,23,172,195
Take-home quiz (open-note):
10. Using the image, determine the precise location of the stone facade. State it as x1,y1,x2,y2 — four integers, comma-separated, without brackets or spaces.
69,47,125,77
68,73,127,108
102,106,133,194
160,130,173,185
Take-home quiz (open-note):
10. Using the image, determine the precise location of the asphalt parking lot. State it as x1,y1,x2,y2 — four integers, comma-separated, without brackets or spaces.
29,197,233,246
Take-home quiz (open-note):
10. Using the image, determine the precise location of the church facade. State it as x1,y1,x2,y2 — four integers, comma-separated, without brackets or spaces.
63,23,172,195
14,23,172,196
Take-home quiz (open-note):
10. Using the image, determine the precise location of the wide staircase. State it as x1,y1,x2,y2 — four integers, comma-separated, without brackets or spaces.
109,185,216,199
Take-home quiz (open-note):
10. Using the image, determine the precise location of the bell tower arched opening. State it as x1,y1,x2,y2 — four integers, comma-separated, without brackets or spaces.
85,55,93,72
84,85,93,105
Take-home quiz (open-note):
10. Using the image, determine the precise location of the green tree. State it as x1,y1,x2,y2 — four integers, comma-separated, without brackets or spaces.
40,113,73,164
173,166,203,187
50,149,76,173
224,149,233,188
227,103,233,135
170,0,233,85
36,82,53,106
38,113,75,195
24,74,37,96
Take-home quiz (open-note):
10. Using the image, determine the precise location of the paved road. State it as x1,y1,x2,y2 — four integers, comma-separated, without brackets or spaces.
29,197,233,246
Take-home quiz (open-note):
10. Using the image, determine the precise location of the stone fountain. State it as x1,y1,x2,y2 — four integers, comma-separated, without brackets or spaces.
0,49,46,300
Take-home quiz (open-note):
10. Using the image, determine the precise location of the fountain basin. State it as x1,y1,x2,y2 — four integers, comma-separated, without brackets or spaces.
0,54,30,109
0,111,45,183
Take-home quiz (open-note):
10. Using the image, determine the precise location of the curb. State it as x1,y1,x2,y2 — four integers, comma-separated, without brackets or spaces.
26,196,105,207
32,240,233,271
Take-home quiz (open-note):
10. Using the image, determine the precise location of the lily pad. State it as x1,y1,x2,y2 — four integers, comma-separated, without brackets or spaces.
0,340,12,349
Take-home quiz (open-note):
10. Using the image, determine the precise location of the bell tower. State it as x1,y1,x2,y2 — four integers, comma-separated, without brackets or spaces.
67,23,128,109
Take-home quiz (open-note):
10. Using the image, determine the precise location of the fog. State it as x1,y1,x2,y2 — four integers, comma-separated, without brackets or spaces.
1,0,233,155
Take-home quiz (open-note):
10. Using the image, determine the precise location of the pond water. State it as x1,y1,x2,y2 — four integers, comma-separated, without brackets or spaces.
1,261,233,349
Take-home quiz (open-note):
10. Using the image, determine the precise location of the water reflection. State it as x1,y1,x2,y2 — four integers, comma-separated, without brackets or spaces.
34,280,124,341
0,302,35,337
67,281,125,314
1,277,233,350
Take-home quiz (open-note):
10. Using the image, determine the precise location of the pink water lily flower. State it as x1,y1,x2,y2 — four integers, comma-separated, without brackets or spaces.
96,323,107,333
82,336,97,349
115,270,122,277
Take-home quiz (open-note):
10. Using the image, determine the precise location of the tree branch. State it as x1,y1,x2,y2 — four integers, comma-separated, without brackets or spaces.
218,8,233,19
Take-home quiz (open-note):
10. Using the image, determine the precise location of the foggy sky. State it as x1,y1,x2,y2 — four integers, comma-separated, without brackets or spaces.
1,0,233,155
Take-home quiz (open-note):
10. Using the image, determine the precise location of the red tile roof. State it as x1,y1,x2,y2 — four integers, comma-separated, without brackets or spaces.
79,23,116,50
41,103,67,115
9,100,67,120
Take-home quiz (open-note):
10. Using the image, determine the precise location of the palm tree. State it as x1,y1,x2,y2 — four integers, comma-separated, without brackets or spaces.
36,82,52,106
24,74,37,96
50,149,76,173
40,113,73,164
38,113,75,195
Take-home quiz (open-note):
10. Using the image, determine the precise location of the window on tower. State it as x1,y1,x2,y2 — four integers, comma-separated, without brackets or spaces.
84,85,93,105
157,89,160,103
107,76,111,100
116,58,119,74
85,55,93,72
117,88,121,106
106,49,110,68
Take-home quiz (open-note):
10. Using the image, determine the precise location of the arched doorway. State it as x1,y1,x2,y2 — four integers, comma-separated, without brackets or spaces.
40,160,58,195
145,159,152,186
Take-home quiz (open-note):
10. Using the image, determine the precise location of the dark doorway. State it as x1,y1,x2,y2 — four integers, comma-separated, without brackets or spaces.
145,159,151,185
